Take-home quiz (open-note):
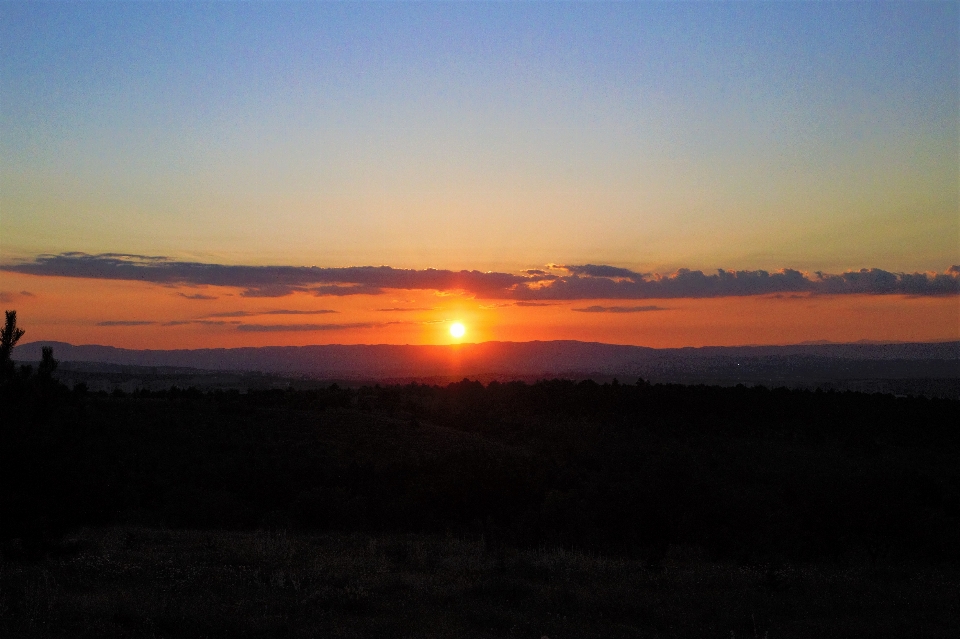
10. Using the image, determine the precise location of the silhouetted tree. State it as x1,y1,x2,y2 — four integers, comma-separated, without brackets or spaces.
0,310,25,379
37,346,58,380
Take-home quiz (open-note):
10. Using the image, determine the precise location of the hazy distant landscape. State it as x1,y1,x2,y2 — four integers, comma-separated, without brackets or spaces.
16,339,960,399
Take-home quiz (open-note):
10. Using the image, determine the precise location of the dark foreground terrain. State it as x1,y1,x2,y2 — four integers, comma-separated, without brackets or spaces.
2,359,959,636
4,526,957,638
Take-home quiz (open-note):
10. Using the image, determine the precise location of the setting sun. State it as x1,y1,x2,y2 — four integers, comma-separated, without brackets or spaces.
449,322,466,339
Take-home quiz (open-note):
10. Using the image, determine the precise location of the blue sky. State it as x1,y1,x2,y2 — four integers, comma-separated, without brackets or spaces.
2,1,957,272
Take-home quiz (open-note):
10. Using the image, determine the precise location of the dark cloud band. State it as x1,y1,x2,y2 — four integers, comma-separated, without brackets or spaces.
4,253,958,300
572,305,668,313
3,253,527,298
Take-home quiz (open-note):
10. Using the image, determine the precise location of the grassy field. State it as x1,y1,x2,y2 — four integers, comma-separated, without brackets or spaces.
3,526,957,638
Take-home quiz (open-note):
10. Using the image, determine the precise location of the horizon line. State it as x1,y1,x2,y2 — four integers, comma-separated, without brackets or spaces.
13,336,960,355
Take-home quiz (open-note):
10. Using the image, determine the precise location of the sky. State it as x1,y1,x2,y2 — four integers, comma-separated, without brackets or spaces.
1,1,957,349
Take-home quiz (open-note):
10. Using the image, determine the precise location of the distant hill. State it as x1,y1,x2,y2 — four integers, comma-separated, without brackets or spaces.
14,339,959,383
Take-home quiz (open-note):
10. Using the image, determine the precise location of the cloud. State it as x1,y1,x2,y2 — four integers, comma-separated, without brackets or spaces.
514,301,556,307
238,285,311,298
520,267,816,300
811,268,960,296
98,319,241,327
236,322,381,332
513,266,960,300
96,320,157,326
312,284,385,297
162,320,240,326
178,292,218,300
0,290,35,303
205,309,339,318
561,264,643,279
572,305,668,313
377,307,434,312
4,253,958,300
262,309,338,315
2,252,537,298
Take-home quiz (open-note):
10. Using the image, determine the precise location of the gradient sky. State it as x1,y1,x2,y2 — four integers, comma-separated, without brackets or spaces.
1,1,957,348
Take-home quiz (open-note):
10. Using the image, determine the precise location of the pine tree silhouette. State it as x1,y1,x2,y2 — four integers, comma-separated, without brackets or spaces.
0,310,25,379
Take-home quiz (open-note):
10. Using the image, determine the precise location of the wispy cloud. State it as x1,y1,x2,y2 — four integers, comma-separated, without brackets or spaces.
162,320,240,326
0,290,35,303
177,292,218,300
236,322,381,332
5,253,958,300
205,309,339,318
97,320,157,326
377,307,434,312
572,305,668,313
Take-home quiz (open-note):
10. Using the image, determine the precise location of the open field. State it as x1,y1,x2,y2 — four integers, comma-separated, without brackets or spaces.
4,526,958,638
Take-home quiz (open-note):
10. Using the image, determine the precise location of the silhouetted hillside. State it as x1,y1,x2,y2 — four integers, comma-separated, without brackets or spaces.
15,339,959,398
3,371,959,564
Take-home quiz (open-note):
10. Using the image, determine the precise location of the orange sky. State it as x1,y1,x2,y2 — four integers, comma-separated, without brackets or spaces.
3,272,956,350
2,4,957,350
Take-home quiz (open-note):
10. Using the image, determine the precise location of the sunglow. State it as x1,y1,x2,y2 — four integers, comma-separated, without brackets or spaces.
449,322,466,339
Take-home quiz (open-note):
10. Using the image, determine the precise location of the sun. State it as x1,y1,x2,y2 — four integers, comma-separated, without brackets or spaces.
449,322,466,339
